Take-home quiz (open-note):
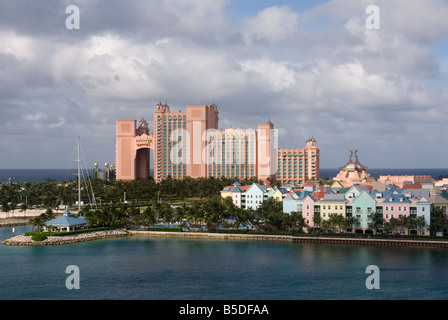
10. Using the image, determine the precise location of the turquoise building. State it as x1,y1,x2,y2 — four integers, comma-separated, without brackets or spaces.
351,191,377,231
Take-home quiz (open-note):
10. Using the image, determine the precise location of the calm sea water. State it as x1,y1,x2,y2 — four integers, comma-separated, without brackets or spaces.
1,168,448,183
1,225,447,300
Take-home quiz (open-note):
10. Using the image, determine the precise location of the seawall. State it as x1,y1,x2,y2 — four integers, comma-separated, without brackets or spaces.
128,230,448,248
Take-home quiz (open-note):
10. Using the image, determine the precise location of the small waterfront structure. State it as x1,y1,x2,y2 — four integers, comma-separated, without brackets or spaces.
43,209,88,232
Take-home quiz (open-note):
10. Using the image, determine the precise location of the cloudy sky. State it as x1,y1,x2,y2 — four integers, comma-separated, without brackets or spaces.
1,0,448,170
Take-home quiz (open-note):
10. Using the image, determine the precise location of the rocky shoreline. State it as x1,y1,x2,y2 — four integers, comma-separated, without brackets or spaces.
2,229,129,246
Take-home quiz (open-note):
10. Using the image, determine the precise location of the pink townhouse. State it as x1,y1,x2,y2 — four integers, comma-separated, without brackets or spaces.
302,194,317,228
382,194,411,222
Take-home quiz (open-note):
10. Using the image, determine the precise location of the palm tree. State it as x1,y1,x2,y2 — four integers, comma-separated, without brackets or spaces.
141,206,157,227
313,213,321,233
233,207,254,229
343,216,356,233
334,214,346,233
429,208,446,236
174,202,188,224
415,216,426,236
398,215,414,235
370,212,384,234
20,203,28,217
288,210,306,233
1,202,10,218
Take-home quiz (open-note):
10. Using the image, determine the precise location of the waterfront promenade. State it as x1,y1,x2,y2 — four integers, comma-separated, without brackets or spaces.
128,230,448,248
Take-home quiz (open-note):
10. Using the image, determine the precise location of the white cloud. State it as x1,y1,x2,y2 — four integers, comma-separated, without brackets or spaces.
0,0,447,169
242,5,300,43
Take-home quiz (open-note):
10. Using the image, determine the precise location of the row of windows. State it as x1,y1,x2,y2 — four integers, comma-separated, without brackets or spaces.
322,205,344,210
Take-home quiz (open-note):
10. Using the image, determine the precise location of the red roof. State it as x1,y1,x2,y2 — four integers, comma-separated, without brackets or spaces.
312,192,326,199
403,184,422,189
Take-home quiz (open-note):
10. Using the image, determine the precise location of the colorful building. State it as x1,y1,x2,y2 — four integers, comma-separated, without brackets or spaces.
277,138,320,186
351,191,377,230
301,194,317,228
382,194,411,222
333,150,376,187
116,102,316,183
319,194,347,220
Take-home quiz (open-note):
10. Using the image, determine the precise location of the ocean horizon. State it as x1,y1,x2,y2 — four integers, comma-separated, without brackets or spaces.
1,168,448,184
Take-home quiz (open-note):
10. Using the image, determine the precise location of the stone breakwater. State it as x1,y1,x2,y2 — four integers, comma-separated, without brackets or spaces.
2,229,129,246
128,230,448,248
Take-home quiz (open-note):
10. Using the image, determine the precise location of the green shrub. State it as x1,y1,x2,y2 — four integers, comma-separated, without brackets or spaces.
31,233,47,242
148,227,182,232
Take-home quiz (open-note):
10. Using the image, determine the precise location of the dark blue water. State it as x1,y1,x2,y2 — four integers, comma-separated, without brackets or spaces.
1,225,447,300
1,168,448,183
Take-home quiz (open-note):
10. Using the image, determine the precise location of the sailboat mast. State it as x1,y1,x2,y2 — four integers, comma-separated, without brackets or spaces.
77,136,81,213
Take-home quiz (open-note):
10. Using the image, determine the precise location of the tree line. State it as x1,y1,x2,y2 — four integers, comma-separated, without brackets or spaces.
0,176,265,213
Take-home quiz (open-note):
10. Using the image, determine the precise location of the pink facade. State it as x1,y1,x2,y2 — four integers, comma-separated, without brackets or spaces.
115,119,153,181
333,150,375,187
377,175,435,188
302,196,316,227
115,103,278,182
277,138,319,186
382,199,410,222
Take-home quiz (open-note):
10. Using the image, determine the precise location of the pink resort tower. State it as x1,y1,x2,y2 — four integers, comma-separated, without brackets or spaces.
116,102,319,184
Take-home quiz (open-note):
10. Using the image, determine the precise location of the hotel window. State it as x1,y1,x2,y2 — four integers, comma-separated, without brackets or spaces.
356,207,361,214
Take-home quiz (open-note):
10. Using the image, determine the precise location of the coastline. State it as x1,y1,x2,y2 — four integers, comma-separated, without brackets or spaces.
128,230,448,248
2,224,448,248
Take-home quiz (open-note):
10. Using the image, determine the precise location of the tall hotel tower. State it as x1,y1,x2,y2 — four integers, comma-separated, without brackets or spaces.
116,102,318,184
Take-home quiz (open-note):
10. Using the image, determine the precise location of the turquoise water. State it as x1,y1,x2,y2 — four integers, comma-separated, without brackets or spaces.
0,226,447,300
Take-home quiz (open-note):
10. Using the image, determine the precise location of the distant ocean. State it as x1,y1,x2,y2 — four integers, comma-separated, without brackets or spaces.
1,168,448,184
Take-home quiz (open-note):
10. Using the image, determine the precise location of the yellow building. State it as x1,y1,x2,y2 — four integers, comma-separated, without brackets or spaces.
319,194,347,220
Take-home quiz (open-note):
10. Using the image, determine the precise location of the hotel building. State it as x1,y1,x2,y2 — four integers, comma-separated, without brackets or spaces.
116,102,319,184
277,138,320,186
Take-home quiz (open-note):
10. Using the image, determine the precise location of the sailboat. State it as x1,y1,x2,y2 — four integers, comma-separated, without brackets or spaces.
74,136,97,214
